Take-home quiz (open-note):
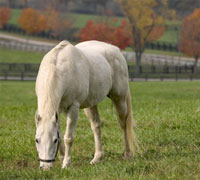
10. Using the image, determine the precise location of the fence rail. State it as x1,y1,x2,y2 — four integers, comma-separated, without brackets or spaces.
0,63,199,81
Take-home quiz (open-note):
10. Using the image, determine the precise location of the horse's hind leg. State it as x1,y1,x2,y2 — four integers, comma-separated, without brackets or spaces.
111,96,133,158
84,106,104,164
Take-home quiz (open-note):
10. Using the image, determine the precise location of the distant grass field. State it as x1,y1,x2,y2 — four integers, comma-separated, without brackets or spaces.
9,9,103,29
0,81,200,179
0,47,44,63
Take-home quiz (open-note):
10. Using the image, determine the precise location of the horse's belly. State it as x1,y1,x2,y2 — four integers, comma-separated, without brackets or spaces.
80,59,112,108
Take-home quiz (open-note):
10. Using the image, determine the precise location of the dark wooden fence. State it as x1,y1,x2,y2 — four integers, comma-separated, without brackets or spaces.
0,63,199,81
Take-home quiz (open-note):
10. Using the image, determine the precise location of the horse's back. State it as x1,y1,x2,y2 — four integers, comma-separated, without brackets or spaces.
76,41,129,99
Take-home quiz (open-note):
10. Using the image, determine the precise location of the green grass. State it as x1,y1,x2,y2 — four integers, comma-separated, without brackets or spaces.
0,47,45,63
157,29,179,44
9,9,22,26
0,81,200,179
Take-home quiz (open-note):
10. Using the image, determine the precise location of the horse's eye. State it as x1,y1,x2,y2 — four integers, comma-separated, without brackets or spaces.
35,139,39,143
54,139,58,144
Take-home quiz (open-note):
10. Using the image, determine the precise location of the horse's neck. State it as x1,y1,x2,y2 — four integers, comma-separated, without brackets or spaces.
37,88,61,120
37,63,63,117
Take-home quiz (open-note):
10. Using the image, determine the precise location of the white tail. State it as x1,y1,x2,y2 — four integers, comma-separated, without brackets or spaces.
125,90,141,155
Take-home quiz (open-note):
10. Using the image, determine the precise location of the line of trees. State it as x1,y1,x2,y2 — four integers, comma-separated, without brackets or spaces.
0,7,10,28
180,9,200,71
1,2,200,73
2,0,200,17
17,7,74,40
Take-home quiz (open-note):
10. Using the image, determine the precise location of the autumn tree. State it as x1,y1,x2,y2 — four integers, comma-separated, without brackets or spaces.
18,8,47,35
180,9,200,70
118,0,166,74
45,7,74,40
0,7,10,28
79,19,131,50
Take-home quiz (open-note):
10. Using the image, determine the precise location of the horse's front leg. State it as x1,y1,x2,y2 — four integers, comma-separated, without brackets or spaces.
62,103,79,169
84,106,104,165
58,132,65,162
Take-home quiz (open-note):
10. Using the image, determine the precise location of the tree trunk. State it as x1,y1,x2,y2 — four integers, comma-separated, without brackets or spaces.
135,52,142,75
194,56,199,73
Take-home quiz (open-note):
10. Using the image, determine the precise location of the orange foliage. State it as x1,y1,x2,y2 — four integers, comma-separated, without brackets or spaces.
112,20,132,49
79,18,163,50
79,20,132,50
45,7,60,36
0,7,10,28
18,8,47,34
180,9,200,59
145,26,164,43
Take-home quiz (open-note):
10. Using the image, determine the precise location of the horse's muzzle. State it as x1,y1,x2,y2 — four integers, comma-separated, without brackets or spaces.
40,161,53,170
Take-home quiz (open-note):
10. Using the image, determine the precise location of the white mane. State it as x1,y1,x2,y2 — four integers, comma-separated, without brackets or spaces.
36,41,71,119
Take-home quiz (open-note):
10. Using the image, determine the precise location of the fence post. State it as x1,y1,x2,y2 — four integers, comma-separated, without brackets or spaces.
151,65,156,73
21,72,24,81
145,73,148,81
139,66,142,73
160,73,163,81
176,71,178,81
190,73,193,81
4,72,7,80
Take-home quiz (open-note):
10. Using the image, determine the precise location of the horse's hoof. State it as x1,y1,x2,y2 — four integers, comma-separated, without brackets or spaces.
59,155,64,162
90,152,104,165
123,151,135,160
62,158,71,169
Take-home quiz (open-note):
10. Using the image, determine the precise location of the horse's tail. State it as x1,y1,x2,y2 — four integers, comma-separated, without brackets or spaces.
126,90,141,156
54,40,70,51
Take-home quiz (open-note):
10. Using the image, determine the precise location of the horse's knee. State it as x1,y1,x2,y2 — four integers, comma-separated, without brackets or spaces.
91,121,101,131
64,137,73,146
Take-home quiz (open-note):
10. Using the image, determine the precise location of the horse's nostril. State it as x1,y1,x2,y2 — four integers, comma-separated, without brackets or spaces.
40,164,52,171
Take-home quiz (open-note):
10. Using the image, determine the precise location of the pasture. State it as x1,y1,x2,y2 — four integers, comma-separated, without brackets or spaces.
0,81,200,179
0,47,44,63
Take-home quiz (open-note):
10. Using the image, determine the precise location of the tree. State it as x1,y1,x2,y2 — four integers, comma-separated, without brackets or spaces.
79,19,131,50
18,8,47,35
0,7,10,29
118,0,165,74
180,9,200,70
45,7,74,40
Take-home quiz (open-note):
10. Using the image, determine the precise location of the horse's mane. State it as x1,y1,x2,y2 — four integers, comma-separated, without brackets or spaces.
39,41,70,119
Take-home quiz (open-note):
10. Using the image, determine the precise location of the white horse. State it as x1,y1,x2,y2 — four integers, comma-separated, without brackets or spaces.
35,40,140,170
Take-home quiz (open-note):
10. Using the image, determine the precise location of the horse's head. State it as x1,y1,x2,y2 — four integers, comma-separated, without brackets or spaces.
35,111,60,170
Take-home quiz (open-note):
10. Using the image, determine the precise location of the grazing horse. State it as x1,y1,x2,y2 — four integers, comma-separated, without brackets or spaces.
35,40,140,170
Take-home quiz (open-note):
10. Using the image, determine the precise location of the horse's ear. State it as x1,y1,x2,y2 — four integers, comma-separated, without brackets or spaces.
35,111,42,126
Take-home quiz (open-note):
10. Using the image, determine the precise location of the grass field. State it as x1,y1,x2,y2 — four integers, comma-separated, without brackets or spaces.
0,81,200,179
0,47,45,63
